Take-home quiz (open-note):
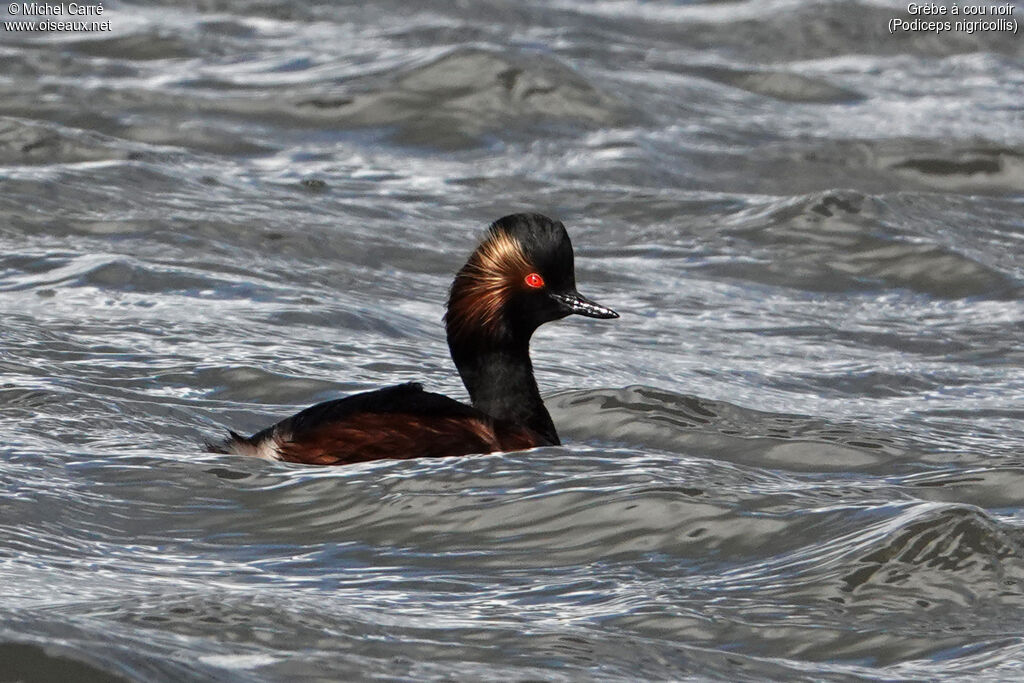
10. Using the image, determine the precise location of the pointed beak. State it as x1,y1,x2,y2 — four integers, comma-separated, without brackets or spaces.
550,291,619,319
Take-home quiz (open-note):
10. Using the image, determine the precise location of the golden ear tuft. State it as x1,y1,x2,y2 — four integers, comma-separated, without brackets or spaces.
447,229,533,340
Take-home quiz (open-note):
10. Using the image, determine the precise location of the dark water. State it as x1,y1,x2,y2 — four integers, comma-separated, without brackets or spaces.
2,0,1024,680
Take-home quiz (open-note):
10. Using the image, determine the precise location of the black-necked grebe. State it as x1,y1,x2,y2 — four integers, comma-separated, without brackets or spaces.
208,213,618,465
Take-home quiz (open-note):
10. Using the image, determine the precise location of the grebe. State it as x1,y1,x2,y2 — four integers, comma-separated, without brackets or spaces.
208,213,618,466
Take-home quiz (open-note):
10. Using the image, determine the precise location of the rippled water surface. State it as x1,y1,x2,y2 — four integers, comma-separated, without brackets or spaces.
2,0,1024,680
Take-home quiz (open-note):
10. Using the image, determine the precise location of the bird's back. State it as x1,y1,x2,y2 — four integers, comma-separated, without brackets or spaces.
208,382,548,466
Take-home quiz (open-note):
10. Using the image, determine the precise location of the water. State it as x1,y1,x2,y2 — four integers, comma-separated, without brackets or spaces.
1,0,1023,680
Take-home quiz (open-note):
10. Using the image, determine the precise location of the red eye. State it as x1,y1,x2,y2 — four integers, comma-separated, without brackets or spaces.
524,272,545,289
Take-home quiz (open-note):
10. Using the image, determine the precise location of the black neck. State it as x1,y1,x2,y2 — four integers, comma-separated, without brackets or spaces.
448,336,559,446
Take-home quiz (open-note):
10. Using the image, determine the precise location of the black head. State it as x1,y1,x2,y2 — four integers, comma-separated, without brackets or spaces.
446,213,618,345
